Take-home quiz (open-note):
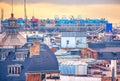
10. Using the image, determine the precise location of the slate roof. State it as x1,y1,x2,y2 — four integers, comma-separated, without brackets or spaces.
27,44,59,73
97,52,120,60
0,51,30,81
0,44,59,81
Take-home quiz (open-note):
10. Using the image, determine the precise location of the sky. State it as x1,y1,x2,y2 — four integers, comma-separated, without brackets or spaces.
0,0,120,24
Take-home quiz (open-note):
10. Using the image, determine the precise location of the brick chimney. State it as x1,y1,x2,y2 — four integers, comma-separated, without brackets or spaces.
30,41,40,57
26,73,42,81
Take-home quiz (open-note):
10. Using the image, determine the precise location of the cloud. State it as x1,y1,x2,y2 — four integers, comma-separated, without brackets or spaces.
0,0,120,4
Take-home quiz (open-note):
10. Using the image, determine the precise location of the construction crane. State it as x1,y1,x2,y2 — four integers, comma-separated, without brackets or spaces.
0,8,3,32
24,0,27,20
1,8,4,20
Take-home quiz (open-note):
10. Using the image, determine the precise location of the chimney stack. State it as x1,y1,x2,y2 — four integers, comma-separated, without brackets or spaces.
30,41,40,57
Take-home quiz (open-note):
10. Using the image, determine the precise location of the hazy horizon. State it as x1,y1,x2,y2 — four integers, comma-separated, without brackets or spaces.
0,0,120,24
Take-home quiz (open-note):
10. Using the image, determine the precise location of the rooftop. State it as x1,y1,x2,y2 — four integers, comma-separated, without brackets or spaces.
27,44,59,73
0,44,59,81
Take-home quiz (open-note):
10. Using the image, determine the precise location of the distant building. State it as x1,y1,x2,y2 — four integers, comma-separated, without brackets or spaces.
59,61,88,75
87,40,120,79
87,41,120,60
60,75,101,81
27,35,44,43
106,23,112,33
61,32,87,48
56,49,81,63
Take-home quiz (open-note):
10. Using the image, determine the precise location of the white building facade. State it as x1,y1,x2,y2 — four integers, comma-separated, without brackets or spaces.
60,75,101,81
61,32,87,48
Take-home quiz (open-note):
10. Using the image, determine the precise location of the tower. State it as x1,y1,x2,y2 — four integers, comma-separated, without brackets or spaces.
24,0,27,22
0,13,26,48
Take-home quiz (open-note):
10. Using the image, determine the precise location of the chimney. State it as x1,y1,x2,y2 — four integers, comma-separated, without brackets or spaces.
30,41,40,57
111,60,117,78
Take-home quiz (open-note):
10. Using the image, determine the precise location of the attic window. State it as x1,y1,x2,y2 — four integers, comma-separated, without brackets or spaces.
16,54,27,61
8,64,21,76
112,52,117,57
1,53,7,60
98,53,103,58
40,45,46,51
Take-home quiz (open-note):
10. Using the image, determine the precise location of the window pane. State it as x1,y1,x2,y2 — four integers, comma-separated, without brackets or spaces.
18,67,20,74
9,67,12,74
8,65,21,75
15,67,17,74
12,67,14,74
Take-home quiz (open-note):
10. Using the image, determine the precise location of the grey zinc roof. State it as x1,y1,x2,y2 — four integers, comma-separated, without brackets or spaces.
98,52,120,60
93,47,120,52
61,32,87,37
105,41,120,47
88,41,120,60
88,42,105,49
88,41,120,49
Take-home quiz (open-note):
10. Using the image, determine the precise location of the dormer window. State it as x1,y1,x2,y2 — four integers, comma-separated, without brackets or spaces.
8,64,21,76
16,53,27,61
1,53,7,60
40,45,46,51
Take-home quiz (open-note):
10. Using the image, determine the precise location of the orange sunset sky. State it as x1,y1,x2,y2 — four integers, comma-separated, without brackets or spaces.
0,0,120,24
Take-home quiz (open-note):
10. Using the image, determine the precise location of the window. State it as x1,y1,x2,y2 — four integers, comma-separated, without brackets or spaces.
76,40,80,45
16,54,27,61
8,64,21,76
40,45,46,51
98,53,103,58
1,53,7,60
66,40,69,44
112,52,117,57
